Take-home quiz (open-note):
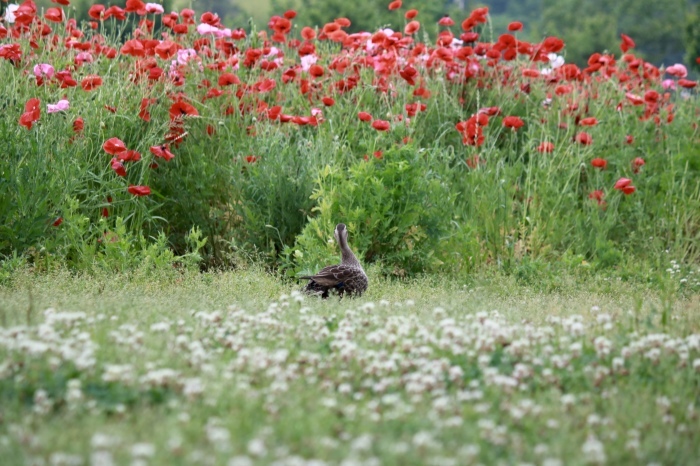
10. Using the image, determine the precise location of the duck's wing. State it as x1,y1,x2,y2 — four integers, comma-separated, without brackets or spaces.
298,264,359,287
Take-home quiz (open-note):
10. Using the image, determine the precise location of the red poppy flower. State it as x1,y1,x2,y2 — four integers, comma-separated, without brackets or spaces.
678,79,697,89
405,9,418,19
438,16,454,27
110,158,126,177
283,10,296,19
575,132,593,145
644,90,659,103
88,5,105,20
503,116,524,130
44,7,64,22
507,21,523,32
322,97,335,106
128,185,151,196
301,27,316,40
169,101,199,120
537,142,554,153
358,111,373,122
388,0,402,10
150,144,175,161
119,150,142,162
372,120,390,131
218,73,240,86
405,102,426,117
103,137,127,155
625,135,634,144
404,20,420,35
52,217,63,227
308,64,324,77
620,33,635,53
579,117,598,126
73,117,84,133
588,190,605,206
591,158,607,169
81,75,103,91
625,93,644,106
19,98,41,130
632,157,645,173
245,155,258,163
614,177,636,194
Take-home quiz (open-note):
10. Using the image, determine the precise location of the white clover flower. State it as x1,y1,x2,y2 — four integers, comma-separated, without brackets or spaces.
49,452,83,466
247,438,267,457
130,443,155,458
582,434,606,464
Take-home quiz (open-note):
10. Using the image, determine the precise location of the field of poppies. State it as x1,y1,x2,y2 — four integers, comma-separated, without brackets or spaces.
1,1,700,464
1,0,699,281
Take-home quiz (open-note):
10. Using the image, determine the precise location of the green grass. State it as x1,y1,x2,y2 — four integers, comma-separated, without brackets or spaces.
1,268,699,465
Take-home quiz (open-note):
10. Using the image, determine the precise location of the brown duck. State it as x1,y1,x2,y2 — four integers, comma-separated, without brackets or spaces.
298,223,368,298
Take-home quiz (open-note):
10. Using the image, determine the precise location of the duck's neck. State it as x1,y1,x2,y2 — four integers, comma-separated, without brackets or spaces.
339,236,362,269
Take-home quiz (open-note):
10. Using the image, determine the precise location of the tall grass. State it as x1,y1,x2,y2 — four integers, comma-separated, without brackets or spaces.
0,2,698,279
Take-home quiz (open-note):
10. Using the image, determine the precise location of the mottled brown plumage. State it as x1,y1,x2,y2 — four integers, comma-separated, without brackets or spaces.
298,224,368,298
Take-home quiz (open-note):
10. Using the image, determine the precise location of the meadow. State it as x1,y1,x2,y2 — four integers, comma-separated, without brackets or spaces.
1,267,700,465
1,0,700,464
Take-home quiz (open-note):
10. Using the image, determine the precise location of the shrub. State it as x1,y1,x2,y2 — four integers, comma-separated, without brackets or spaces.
285,145,460,277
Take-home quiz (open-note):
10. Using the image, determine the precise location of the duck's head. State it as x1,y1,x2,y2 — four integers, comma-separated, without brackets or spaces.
334,223,347,244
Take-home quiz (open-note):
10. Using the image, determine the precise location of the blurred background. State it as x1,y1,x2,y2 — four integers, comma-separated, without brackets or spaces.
18,0,700,69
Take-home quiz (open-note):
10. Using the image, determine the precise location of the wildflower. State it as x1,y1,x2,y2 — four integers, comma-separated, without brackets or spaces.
388,0,402,10
588,190,605,206
44,7,63,22
358,111,373,122
404,20,420,35
128,185,151,196
614,177,636,195
503,116,524,130
73,117,84,133
582,434,606,464
438,16,454,26
507,21,523,32
33,63,55,79
169,100,199,120
632,157,645,173
81,75,103,91
620,33,635,53
145,3,164,14
3,4,19,23
103,138,127,155
579,117,598,126
575,132,593,145
47,99,70,113
19,97,41,129
590,158,607,169
150,145,175,161
665,63,687,78
538,142,554,153
111,158,126,177
372,120,390,131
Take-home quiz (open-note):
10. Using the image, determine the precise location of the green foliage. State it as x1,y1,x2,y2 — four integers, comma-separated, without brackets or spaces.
271,0,462,33
286,146,460,277
686,3,700,72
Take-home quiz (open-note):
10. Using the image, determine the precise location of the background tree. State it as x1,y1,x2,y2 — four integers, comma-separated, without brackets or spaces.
686,2,700,71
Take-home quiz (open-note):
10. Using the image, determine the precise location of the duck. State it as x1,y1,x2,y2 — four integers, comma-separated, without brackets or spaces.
298,223,368,298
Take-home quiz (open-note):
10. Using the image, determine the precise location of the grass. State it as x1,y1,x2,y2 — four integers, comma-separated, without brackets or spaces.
1,267,699,465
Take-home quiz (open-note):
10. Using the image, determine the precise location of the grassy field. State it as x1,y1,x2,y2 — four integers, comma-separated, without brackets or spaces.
1,268,699,465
